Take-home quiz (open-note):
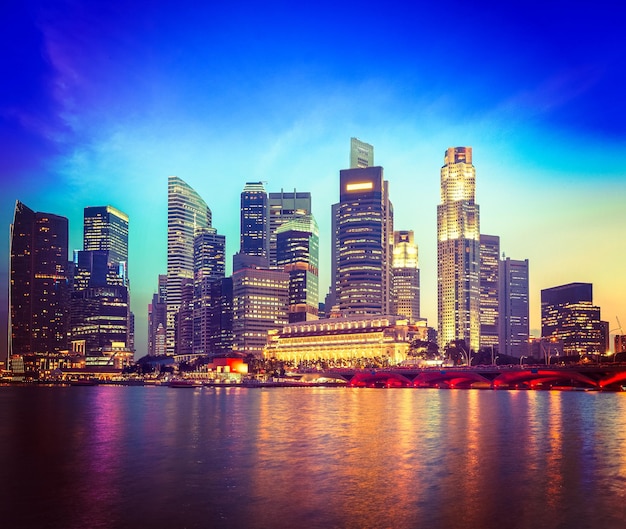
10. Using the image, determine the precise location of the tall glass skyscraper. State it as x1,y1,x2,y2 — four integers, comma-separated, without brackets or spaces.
479,234,500,349
276,214,319,322
83,205,129,283
268,190,311,268
499,258,529,357
336,165,393,316
437,147,480,352
166,176,212,354
391,230,420,323
240,182,269,259
9,201,69,356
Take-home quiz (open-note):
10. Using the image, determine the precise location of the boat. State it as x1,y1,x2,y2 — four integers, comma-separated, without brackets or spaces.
168,379,202,388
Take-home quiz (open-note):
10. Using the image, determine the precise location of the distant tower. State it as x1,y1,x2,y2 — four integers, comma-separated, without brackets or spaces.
437,147,480,351
391,230,420,322
336,165,393,316
166,176,211,354
192,227,226,355
276,214,319,323
240,182,269,259
350,137,374,169
541,282,605,355
9,201,69,356
479,234,500,350
148,275,167,356
268,190,311,268
499,258,529,357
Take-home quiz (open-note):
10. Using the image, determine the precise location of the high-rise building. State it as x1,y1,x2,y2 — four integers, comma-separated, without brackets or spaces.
9,201,70,356
71,205,131,357
192,227,226,355
336,165,393,316
276,214,319,323
148,275,167,356
391,230,420,323
166,176,212,354
232,267,289,357
83,205,129,285
479,235,500,349
268,190,311,267
239,182,269,261
499,258,529,357
541,282,606,355
350,137,374,169
437,147,480,352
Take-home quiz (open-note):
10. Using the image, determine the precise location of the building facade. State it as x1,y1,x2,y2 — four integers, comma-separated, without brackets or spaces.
437,147,480,351
499,258,529,357
148,275,167,356
268,190,311,268
479,234,500,349
166,176,212,354
9,201,70,356
541,282,605,355
391,230,420,323
239,181,269,262
336,166,393,316
276,214,319,323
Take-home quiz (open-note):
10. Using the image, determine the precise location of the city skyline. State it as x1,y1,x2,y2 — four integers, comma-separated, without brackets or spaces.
1,1,625,358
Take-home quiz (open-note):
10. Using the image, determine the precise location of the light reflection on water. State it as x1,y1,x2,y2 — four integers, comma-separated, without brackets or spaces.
1,386,626,529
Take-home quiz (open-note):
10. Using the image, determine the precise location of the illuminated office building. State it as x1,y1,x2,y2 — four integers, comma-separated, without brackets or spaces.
276,214,319,323
148,275,167,356
479,234,500,349
335,165,393,316
350,137,374,169
268,190,311,267
192,227,227,355
391,230,420,323
9,201,70,356
541,282,605,355
232,267,289,357
499,258,529,357
166,176,212,354
437,147,480,351
239,181,269,261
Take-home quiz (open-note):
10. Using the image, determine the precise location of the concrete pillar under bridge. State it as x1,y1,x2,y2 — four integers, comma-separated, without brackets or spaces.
312,365,626,390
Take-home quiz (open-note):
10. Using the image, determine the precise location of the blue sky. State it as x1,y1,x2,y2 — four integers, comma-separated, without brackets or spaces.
2,0,625,358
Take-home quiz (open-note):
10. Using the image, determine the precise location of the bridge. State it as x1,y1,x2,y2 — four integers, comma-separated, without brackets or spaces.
304,365,626,390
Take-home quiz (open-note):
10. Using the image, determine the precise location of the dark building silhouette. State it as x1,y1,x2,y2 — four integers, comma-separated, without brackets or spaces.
9,201,70,356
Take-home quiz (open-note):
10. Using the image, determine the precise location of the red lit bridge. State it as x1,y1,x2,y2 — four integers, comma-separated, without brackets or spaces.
305,365,626,391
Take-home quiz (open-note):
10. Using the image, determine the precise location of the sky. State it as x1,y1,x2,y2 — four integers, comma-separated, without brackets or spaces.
1,0,625,360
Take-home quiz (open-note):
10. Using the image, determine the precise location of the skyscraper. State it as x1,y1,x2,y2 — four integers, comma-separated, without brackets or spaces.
391,230,420,323
9,201,69,356
350,137,374,169
276,214,319,322
437,147,480,352
70,205,131,357
166,176,212,354
148,274,167,356
336,165,393,316
83,205,129,284
499,258,529,357
541,282,605,355
240,181,269,259
479,234,500,349
192,227,226,355
268,190,311,268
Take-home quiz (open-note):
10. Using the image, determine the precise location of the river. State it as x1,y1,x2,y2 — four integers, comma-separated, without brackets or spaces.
1,385,625,528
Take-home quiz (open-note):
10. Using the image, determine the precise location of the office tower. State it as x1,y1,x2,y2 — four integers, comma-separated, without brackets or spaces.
84,205,129,284
479,235,500,349
175,279,194,356
499,258,529,357
350,137,374,169
192,227,226,355
240,182,269,259
276,214,319,323
206,277,234,356
336,165,393,316
232,267,289,357
391,230,420,323
437,147,480,352
148,275,167,356
70,205,131,357
9,201,69,356
541,282,605,355
166,176,212,354
268,190,312,267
